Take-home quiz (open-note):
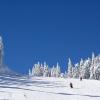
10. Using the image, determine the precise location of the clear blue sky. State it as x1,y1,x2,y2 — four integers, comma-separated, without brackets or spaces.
0,0,100,74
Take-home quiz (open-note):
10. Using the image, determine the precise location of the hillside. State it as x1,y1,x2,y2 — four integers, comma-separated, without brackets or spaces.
0,75,100,100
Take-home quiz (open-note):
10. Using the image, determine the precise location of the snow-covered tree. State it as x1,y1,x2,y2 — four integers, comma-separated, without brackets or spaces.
73,63,80,78
55,62,61,77
29,68,32,77
92,55,100,79
90,52,95,79
79,58,84,78
40,63,44,76
67,58,73,78
51,65,56,77
43,62,49,77
50,63,61,77
81,58,91,79
94,63,100,80
32,62,42,76
89,53,100,79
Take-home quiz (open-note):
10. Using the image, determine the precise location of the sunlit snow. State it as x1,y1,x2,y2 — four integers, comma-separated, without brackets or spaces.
0,75,100,100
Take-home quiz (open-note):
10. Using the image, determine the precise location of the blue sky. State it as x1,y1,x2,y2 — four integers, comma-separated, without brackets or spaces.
0,0,100,74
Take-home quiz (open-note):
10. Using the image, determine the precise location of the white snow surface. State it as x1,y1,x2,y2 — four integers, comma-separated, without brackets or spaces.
0,75,100,100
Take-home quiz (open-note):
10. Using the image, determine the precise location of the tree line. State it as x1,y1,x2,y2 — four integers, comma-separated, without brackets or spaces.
29,53,100,80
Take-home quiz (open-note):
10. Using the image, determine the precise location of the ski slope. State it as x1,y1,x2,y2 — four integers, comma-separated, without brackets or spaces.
0,75,100,100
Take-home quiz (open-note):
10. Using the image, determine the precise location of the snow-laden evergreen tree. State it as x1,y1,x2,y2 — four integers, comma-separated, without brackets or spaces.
29,68,32,77
51,65,56,77
81,58,91,79
73,63,80,78
90,52,95,79
32,62,42,76
55,62,61,77
31,65,35,76
67,58,73,78
96,55,100,80
93,55,100,79
79,58,84,78
31,65,36,76
94,63,100,80
43,62,49,77
40,63,44,76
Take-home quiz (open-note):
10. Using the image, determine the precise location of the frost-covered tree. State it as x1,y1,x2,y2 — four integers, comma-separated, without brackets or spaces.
43,62,49,77
90,52,95,79
50,63,61,77
51,65,56,77
40,63,44,76
32,62,42,76
55,62,61,77
29,68,32,77
79,58,84,78
94,64,100,80
73,63,80,78
81,58,91,79
89,53,100,79
93,55,100,79
67,58,73,78
31,66,35,76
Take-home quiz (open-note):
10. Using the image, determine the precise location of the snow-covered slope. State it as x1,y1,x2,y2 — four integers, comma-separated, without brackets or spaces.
0,76,100,100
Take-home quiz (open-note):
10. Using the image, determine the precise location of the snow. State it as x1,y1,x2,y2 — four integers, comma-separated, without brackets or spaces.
0,75,100,100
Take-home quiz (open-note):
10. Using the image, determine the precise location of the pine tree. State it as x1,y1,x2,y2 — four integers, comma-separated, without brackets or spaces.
29,68,32,77
51,65,56,77
82,58,91,79
93,55,100,79
32,66,35,76
32,62,42,76
43,62,49,77
55,62,61,77
73,63,79,78
40,63,44,76
67,58,73,78
79,58,84,78
90,52,95,79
